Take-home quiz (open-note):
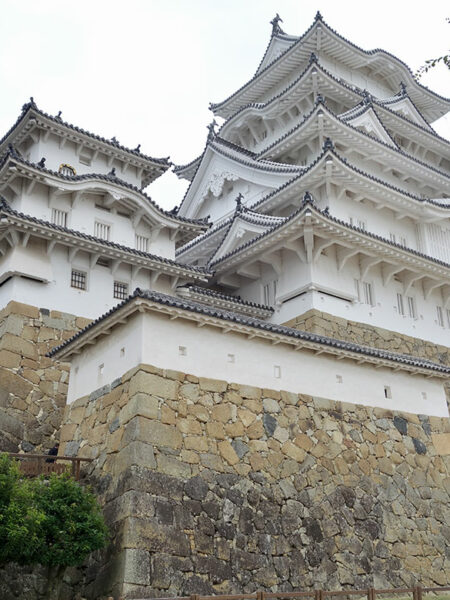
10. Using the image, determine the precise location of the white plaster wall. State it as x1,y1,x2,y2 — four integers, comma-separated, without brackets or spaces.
237,249,450,347
28,132,141,188
67,313,143,403
0,244,174,319
66,310,449,416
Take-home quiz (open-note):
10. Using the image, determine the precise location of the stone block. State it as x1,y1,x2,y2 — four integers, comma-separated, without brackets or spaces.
211,404,233,423
157,454,192,478
263,398,281,413
281,441,306,462
198,377,227,392
0,350,21,369
206,421,225,439
115,441,156,473
60,423,78,442
218,440,239,465
129,370,178,400
5,301,39,319
0,334,37,360
123,416,182,449
121,548,151,585
0,408,24,438
238,408,256,427
431,433,450,455
0,368,33,400
184,436,209,452
120,394,159,424
238,384,261,399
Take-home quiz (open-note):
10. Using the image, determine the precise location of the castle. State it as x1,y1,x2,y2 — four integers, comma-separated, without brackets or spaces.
0,12,449,600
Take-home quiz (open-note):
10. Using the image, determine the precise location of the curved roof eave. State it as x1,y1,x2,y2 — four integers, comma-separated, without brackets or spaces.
211,15,450,121
0,101,171,173
0,149,209,231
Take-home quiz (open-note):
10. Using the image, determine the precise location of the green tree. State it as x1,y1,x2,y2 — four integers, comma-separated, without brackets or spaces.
415,18,449,79
0,454,108,600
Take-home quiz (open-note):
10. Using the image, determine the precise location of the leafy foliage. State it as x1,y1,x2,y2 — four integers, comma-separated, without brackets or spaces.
415,18,450,79
0,454,108,568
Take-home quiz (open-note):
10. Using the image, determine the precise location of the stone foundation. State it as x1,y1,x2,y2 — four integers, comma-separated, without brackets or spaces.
0,301,90,452
284,309,449,366
60,364,450,599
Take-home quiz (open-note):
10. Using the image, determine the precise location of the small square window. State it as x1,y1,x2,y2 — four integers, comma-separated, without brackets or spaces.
71,269,86,290
113,281,128,300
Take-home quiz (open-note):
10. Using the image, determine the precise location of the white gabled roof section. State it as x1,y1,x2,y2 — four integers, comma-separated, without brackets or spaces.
341,106,398,148
256,34,298,75
210,208,286,263
177,139,303,220
381,96,434,131
210,14,450,122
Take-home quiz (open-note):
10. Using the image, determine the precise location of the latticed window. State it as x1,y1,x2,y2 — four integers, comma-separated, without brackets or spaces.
436,306,444,327
135,234,149,252
51,208,68,227
113,281,128,300
71,269,86,290
94,222,110,240
59,164,76,176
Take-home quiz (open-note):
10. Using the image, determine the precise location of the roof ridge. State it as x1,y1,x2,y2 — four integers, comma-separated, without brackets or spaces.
0,197,211,274
0,148,210,228
48,288,450,374
0,100,170,167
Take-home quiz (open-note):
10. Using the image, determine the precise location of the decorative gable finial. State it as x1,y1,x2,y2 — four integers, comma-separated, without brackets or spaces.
400,81,407,96
315,11,323,21
56,111,62,120
303,191,314,203
309,52,318,64
270,13,284,35
22,96,37,112
362,89,373,105
134,144,141,152
323,137,334,151
111,136,119,145
108,167,116,177
235,193,244,211
37,157,46,168
207,119,218,141
316,94,325,105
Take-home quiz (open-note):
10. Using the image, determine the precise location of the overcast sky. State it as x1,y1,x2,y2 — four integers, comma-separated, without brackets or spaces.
1,0,449,210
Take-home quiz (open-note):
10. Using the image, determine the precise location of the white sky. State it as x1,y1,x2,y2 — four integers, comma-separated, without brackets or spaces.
0,0,449,210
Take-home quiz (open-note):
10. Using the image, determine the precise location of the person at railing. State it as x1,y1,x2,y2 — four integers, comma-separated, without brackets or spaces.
45,443,60,463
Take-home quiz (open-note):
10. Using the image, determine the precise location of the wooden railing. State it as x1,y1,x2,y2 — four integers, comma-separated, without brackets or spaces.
105,587,450,600
7,453,92,480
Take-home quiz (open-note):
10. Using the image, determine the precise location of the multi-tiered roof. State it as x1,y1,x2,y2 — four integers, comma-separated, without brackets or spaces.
173,13,450,342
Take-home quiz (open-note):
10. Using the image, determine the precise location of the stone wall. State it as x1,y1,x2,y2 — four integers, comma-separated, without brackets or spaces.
0,301,90,453
284,309,449,366
61,364,450,600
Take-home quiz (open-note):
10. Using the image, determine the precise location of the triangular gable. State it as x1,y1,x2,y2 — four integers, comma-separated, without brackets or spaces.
210,210,285,263
256,35,298,75
344,106,398,148
382,96,433,130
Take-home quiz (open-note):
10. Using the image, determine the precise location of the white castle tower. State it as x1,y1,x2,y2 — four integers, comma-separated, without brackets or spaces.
174,12,450,350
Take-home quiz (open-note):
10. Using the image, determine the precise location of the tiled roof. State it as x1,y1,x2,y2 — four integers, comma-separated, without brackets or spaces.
210,13,450,116
177,284,274,312
210,194,450,269
257,102,450,183
250,144,450,213
0,198,211,277
48,288,450,375
0,146,210,229
0,100,170,168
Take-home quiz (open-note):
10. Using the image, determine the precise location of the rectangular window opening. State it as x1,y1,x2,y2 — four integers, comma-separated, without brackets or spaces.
94,221,111,240
113,281,128,300
135,234,149,253
274,365,281,379
51,208,68,228
384,386,392,399
179,346,187,356
71,269,86,290
436,306,444,327
397,293,404,316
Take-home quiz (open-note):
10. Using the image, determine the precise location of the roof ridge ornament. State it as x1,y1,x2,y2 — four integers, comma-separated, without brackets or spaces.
309,52,318,64
134,144,141,153
270,13,284,36
323,137,334,150
22,96,37,112
108,167,117,177
315,11,323,21
303,191,314,204
362,89,373,105
235,193,244,212
316,94,325,105
400,81,407,96
207,119,218,141
37,157,46,168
